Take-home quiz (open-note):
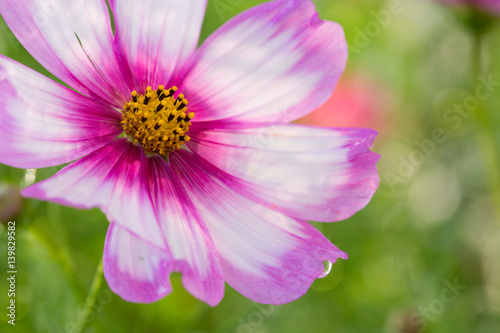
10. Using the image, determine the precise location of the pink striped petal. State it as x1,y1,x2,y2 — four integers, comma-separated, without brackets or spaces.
23,139,224,305
0,0,132,104
180,0,347,124
0,55,122,169
22,139,165,247
110,0,207,92
187,124,380,222
171,150,347,304
103,223,173,303
145,155,224,306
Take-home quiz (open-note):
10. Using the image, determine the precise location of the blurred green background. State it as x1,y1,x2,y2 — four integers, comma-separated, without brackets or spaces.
1,0,500,332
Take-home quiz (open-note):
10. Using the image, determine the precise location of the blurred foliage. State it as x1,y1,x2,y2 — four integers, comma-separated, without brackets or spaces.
1,0,500,332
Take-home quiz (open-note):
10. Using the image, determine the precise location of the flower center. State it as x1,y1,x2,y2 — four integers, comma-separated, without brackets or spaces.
121,86,194,156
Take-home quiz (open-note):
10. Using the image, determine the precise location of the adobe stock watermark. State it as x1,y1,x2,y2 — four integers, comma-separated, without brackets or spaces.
385,74,500,190
60,288,113,333
212,0,405,48
409,278,467,333
228,243,335,333
3,0,79,53
210,107,291,181
232,304,275,333
6,221,17,326
349,0,404,59
212,0,243,21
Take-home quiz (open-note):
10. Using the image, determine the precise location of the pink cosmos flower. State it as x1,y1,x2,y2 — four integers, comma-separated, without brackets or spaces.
439,0,500,15
0,0,379,305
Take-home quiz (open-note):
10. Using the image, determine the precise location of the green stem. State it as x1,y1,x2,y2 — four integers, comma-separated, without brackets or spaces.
472,32,500,224
74,257,104,333
46,203,85,298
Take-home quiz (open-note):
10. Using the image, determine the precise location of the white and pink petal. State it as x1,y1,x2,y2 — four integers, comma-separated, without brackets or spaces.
110,0,207,92
180,0,347,124
145,156,225,306
23,139,224,305
103,223,173,303
22,139,165,247
0,55,122,169
0,0,132,104
187,124,380,222
171,150,347,304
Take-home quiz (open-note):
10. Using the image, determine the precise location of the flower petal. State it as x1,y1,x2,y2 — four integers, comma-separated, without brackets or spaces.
145,155,225,306
171,150,347,304
0,0,132,104
187,124,380,222
110,0,207,92
23,138,224,305
103,223,173,303
180,0,347,124
0,55,122,169
22,139,165,246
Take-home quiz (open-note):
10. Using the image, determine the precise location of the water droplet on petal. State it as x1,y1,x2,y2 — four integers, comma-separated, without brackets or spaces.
319,260,332,278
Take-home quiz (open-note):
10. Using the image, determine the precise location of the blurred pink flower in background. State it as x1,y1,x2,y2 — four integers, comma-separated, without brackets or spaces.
297,73,392,139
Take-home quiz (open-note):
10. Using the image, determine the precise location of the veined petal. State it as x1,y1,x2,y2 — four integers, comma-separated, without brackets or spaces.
103,223,173,303
171,150,347,304
180,0,347,124
146,156,224,306
110,0,207,92
23,139,224,305
22,139,165,247
0,56,122,169
187,124,380,222
0,0,132,104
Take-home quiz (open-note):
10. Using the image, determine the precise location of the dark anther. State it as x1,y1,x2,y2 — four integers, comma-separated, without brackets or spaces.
156,104,164,112
168,114,175,122
166,89,175,98
159,93,166,101
177,102,186,110
141,117,147,122
179,136,185,141
144,96,150,105
154,124,161,130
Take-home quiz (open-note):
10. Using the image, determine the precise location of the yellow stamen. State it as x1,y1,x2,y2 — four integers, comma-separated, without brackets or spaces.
121,86,194,156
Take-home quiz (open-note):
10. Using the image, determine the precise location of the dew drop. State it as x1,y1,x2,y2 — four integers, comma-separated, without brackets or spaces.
319,260,332,278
